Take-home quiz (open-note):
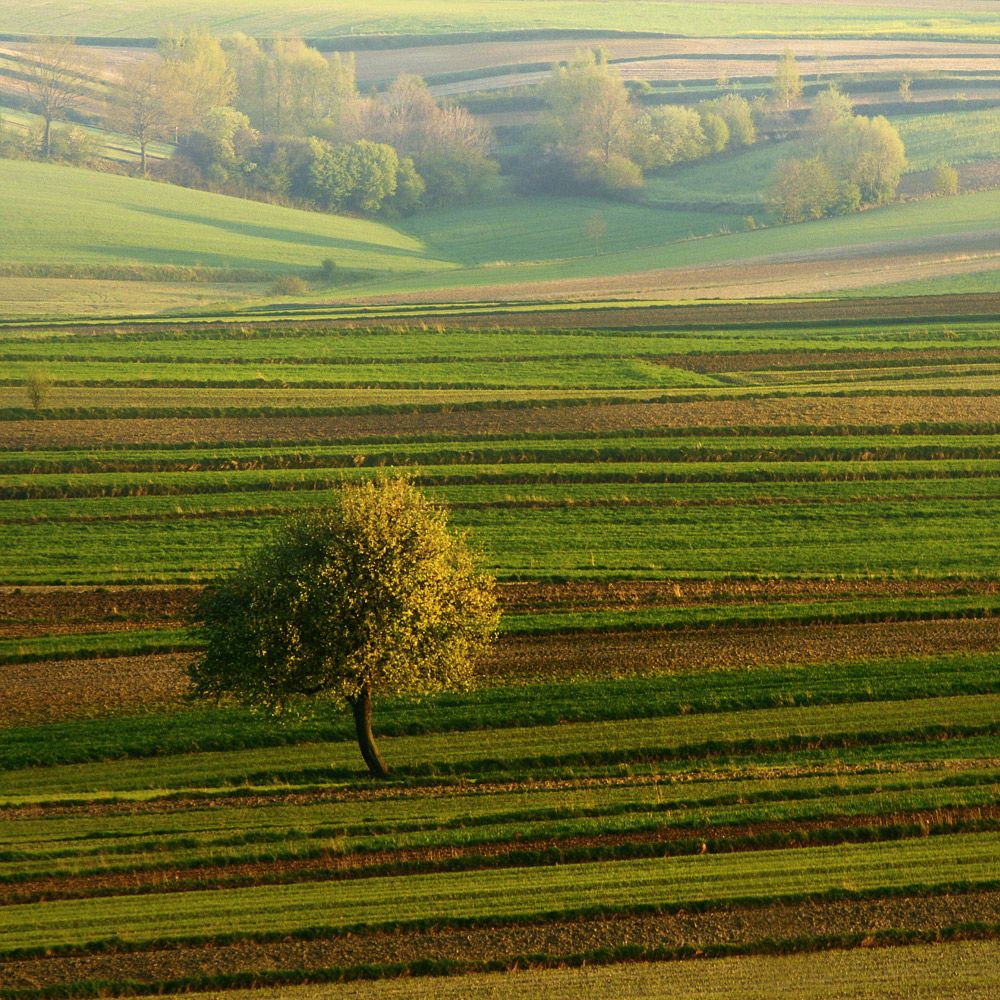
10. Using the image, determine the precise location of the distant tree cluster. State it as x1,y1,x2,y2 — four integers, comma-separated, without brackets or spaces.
7,29,498,216
766,84,907,222
148,30,497,213
524,48,757,195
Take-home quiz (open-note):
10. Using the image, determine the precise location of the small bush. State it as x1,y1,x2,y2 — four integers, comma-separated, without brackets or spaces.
318,258,338,283
934,163,959,196
269,275,309,296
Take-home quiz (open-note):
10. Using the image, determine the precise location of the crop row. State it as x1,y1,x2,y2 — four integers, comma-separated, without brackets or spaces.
5,476,1000,524
1,497,998,581
7,768,997,872
6,457,1000,503
0,358,717,391
3,320,996,352
4,649,997,768
8,432,1000,474
3,690,997,798
6,595,1000,665
4,784,998,890
2,832,998,950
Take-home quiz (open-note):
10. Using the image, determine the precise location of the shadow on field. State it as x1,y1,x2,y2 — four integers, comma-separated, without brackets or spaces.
126,205,431,259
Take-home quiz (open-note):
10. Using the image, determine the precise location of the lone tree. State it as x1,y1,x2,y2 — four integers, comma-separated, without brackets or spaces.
771,45,803,111
584,211,608,255
25,370,53,414
189,477,498,778
20,37,102,158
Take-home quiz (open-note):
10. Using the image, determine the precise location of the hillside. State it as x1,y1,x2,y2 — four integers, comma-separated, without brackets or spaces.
0,159,451,276
4,152,1000,319
1,0,998,41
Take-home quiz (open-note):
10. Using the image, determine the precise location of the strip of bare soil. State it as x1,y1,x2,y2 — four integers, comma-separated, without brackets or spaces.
3,890,998,990
493,617,1000,679
7,394,1000,448
2,617,998,726
7,579,999,626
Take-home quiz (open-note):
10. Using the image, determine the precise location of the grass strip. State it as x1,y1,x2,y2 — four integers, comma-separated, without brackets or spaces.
2,833,999,949
5,818,1000,906
3,656,998,769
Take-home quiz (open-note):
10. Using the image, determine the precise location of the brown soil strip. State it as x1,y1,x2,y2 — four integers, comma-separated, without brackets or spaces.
494,617,1000,679
0,653,191,727
353,36,1000,83
7,394,1000,449
3,890,999,989
4,807,996,907
0,619,185,638
2,617,997,726
0,588,196,625
7,578,999,625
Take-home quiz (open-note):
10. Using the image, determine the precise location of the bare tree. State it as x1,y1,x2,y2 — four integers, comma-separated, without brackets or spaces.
585,211,608,255
19,37,103,158
107,57,170,173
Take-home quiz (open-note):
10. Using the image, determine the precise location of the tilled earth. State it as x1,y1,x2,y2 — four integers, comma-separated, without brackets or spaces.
5,578,1000,624
6,393,1000,448
3,890,998,989
2,617,998,725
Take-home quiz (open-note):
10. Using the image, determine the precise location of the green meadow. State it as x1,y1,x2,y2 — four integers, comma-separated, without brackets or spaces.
0,159,452,276
1,1,997,41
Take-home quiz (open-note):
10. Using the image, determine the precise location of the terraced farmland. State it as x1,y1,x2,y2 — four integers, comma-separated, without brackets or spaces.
2,301,999,996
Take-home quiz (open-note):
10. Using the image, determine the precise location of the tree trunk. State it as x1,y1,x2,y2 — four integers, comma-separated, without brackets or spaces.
43,117,52,158
140,140,147,175
351,682,390,778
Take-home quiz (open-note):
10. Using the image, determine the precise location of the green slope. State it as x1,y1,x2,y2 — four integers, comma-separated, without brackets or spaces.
0,1,997,41
360,187,1000,298
0,159,453,276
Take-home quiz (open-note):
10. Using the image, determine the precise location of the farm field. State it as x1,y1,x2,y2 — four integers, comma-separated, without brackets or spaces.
6,1,1000,992
1,298,999,995
8,127,1000,319
2,1,1000,42
0,160,450,278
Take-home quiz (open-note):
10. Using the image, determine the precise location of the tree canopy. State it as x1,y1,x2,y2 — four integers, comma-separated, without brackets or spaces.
189,477,498,778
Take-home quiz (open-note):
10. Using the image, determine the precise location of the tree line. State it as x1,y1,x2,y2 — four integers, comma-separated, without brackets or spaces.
766,82,907,222
4,30,498,216
4,35,916,223
520,48,758,195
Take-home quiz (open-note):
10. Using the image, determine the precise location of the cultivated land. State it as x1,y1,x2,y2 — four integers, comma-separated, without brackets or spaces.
4,1,1000,41
1,299,999,996
5,3,1000,995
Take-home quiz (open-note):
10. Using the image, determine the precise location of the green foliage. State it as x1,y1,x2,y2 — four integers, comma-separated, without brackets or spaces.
769,87,906,221
934,163,960,196
771,45,803,110
23,370,52,414
190,476,498,713
766,157,836,223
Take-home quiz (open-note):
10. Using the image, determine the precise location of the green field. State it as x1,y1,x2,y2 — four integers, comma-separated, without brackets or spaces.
1,1,998,41
5,143,1000,319
0,159,451,277
2,304,1000,994
895,108,1000,172
171,942,1000,999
